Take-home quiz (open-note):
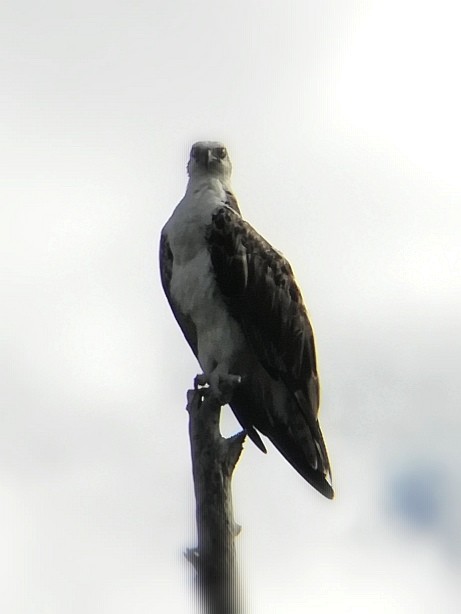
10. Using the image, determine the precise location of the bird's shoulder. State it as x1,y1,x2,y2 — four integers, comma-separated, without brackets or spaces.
208,205,295,281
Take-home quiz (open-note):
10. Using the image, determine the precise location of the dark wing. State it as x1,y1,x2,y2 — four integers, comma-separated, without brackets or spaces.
159,233,198,356
207,206,333,498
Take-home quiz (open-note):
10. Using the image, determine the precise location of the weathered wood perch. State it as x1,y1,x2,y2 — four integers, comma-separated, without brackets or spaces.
185,384,246,614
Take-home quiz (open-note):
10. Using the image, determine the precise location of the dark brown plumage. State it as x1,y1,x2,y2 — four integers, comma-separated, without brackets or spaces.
207,207,333,499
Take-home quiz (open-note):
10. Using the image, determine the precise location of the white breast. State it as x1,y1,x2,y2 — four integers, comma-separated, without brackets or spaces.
164,178,246,377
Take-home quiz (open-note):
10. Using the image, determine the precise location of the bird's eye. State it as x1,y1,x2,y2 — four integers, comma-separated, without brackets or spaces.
191,146,198,159
216,147,227,159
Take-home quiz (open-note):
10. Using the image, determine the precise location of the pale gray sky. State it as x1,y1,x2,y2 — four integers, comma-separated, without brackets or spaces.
2,1,461,612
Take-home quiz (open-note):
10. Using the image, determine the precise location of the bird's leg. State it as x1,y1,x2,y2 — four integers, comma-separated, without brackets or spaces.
216,373,242,405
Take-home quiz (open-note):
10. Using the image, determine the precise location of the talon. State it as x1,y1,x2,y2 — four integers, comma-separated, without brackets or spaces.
194,373,208,389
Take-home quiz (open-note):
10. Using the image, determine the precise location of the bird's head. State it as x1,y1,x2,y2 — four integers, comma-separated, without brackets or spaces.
187,141,232,182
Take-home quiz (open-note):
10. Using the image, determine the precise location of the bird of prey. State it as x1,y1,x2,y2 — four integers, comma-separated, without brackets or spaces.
159,141,333,499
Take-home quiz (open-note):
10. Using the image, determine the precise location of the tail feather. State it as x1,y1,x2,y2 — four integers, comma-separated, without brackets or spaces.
268,426,334,499
230,380,334,499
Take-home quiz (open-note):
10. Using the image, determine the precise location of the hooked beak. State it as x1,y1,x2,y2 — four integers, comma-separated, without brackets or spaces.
204,148,213,169
194,147,214,168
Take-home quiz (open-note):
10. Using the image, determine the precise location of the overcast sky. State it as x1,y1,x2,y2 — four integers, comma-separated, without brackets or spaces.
2,1,461,612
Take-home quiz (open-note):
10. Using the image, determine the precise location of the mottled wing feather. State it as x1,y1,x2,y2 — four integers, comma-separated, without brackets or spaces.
207,207,319,417
207,206,332,496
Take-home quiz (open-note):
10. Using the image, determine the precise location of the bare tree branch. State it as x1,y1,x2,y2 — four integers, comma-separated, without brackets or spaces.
185,385,246,614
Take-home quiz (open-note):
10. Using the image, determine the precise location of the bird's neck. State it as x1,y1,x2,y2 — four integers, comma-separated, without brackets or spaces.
186,173,232,196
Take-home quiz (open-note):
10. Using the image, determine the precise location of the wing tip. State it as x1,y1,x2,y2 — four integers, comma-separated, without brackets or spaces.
269,433,334,499
302,465,335,500
247,427,267,453
317,478,334,500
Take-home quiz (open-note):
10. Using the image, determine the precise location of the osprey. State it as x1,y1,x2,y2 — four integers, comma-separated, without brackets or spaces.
160,141,333,499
